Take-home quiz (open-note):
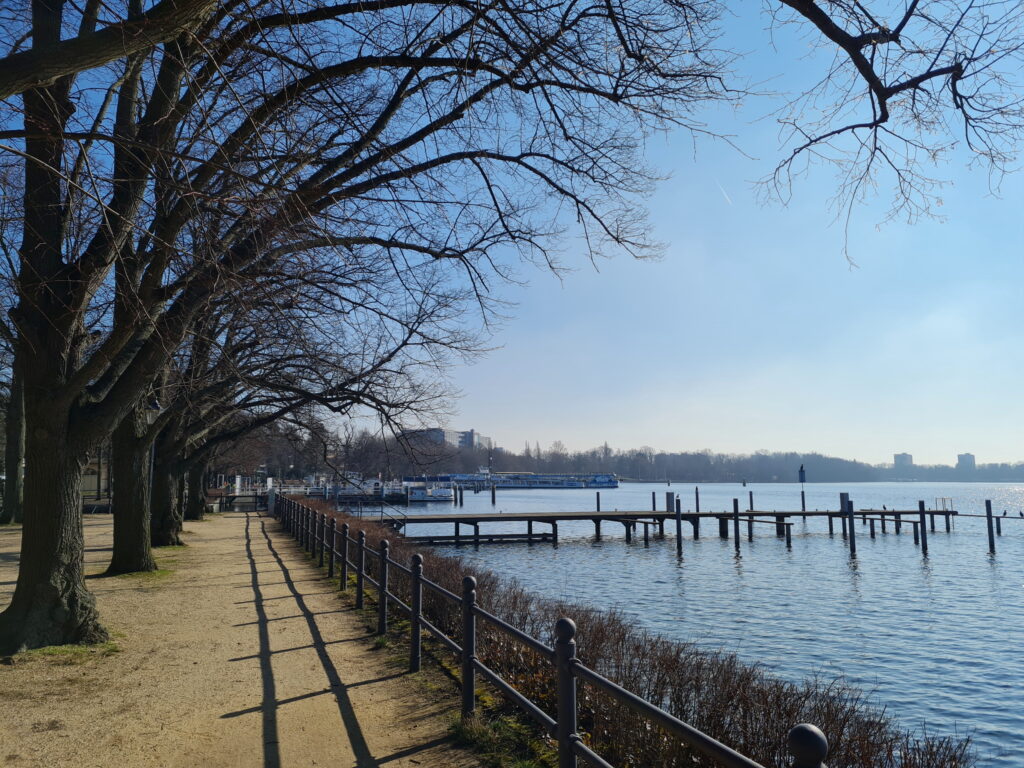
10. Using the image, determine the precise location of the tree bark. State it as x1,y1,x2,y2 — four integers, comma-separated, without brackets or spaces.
0,385,106,653
184,465,206,521
0,360,24,524
150,449,183,547
107,408,157,574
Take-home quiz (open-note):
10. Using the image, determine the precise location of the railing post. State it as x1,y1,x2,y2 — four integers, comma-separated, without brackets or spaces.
318,513,325,568
410,554,423,672
356,531,366,609
327,518,336,578
341,523,350,589
461,576,477,717
788,723,828,768
555,617,579,768
377,540,390,635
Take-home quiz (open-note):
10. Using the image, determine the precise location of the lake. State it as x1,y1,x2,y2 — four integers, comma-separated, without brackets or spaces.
397,481,1024,765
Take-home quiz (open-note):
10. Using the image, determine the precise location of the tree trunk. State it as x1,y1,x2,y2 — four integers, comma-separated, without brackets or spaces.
107,409,157,574
0,388,106,653
183,465,206,521
0,360,24,524
151,452,183,547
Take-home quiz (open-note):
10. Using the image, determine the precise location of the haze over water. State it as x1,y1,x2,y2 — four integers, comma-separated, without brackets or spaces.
400,481,1024,766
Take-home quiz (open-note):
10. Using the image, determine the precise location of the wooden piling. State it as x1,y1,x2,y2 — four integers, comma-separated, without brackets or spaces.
913,520,919,544
643,521,650,545
996,515,1002,536
747,515,754,542
895,513,901,534
719,516,729,539
527,520,533,544
847,497,856,556
930,513,935,532
880,515,886,533
491,484,496,505
828,513,834,536
675,498,683,556
473,523,480,546
694,486,700,514
594,520,601,540
775,515,786,537
625,521,632,543
918,500,928,556
651,491,656,511
596,491,600,512
551,521,558,544
748,490,754,514
945,513,951,533
785,524,792,549
869,518,875,538
985,500,995,554
839,493,849,540
732,499,740,554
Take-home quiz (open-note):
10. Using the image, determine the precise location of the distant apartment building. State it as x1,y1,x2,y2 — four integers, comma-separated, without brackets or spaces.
956,453,976,472
893,453,913,468
402,427,492,451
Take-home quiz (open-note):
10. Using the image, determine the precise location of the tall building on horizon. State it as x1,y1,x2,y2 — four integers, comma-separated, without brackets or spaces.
401,427,493,451
894,453,913,468
956,453,976,471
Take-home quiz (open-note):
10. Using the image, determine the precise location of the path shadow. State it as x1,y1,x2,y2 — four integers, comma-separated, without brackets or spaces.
255,513,381,768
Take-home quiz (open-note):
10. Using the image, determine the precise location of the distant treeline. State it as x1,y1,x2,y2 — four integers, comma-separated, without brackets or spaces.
215,425,1024,483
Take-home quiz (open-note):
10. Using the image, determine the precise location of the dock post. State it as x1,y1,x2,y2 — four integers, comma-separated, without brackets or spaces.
643,522,650,545
869,518,875,538
775,515,785,538
748,490,754,513
665,492,675,518
801,490,806,518
527,520,534,544
454,521,461,546
913,520,919,545
692,516,700,540
473,523,480,546
895,513,901,534
747,515,753,542
651,491,656,511
718,517,729,539
453,485,458,506
986,500,995,553
491,484,496,505
918,500,928,556
930,513,935,532
732,499,741,553
675,498,683,556
624,521,632,543
828,513,834,536
695,486,700,514
551,521,558,544
594,520,601,540
785,524,792,549
459,487,464,506
840,515,847,537
996,515,1002,536
839,493,848,540
880,515,886,534
945,513,951,533
596,492,600,512
847,497,856,556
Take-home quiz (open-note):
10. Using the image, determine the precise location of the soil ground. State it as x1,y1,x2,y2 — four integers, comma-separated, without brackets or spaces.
0,510,483,768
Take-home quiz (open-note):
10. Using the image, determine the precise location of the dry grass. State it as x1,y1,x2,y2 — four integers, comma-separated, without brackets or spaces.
295,499,975,768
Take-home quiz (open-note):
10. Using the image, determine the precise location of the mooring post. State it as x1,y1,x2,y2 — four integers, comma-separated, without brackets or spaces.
454,520,461,546
828,512,834,536
651,491,656,512
996,515,1002,536
785,524,792,549
461,576,477,717
551,521,558,544
775,515,785,538
788,723,829,768
327,518,336,578
555,618,579,768
869,517,875,539
527,520,534,543
453,485,458,506
840,515,847,537
986,500,995,554
340,523,350,589
945,513,951,533
675,497,683,556
839,493,849,541
643,521,650,545
665,491,675,520
695,486,700,514
491,484,496,505
747,515,753,542
624,521,632,543
356,530,366,609
473,523,480,545
410,554,423,672
377,540,390,635
594,520,601,540
918,500,928,556
930,513,935,532
459,487,465,506
895,513,902,534
719,516,729,539
748,490,754,513
880,515,886,534
847,497,856,556
913,520,920,545
801,490,806,517
732,498,740,554
596,491,600,512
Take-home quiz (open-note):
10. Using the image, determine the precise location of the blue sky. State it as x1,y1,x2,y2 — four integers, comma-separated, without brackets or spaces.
447,9,1024,466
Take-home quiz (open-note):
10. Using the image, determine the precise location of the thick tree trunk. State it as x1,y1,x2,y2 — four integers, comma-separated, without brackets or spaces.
0,390,106,653
0,361,24,524
107,409,157,574
151,454,183,547
183,465,206,521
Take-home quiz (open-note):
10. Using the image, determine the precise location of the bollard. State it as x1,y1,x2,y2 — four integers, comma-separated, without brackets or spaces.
341,523,349,589
732,498,740,554
918,500,928,556
789,723,829,768
555,618,579,768
377,540,390,635
410,554,423,672
328,518,336,578
847,497,856,556
986,500,995,554
356,531,366,609
461,576,477,717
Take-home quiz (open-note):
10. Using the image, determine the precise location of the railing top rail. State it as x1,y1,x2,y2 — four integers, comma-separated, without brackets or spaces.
420,575,461,604
472,604,556,662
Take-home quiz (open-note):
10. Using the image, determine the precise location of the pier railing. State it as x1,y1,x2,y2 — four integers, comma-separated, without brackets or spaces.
273,494,829,768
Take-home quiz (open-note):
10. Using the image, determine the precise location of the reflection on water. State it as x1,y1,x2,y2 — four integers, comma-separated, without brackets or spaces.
403,482,1024,766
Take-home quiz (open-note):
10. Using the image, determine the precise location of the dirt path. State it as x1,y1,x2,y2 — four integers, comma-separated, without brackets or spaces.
0,511,482,768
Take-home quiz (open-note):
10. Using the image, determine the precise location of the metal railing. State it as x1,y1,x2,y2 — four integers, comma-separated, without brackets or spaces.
272,494,829,768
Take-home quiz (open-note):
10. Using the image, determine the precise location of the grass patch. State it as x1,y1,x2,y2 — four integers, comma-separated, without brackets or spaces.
16,640,120,666
451,713,555,768
114,568,173,583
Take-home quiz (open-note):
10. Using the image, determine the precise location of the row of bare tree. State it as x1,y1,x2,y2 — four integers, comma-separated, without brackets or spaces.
0,0,1021,654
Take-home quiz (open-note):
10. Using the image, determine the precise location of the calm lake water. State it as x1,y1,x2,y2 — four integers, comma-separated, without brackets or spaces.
398,481,1024,766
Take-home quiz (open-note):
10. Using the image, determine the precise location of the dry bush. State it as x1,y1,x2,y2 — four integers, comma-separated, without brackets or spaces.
292,498,975,768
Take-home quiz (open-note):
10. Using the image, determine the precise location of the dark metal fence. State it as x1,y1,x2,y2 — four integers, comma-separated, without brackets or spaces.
273,494,829,768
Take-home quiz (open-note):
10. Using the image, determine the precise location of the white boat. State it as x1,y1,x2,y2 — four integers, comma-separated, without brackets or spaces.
408,486,454,503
